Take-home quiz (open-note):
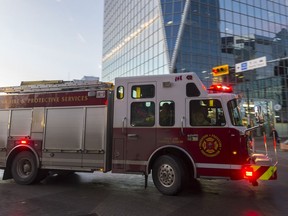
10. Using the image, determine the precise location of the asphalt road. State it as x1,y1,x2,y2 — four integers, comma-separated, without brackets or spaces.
0,141,287,216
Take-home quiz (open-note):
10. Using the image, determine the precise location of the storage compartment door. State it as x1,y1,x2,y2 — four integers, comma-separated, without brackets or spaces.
82,106,107,168
0,110,9,166
10,109,32,137
42,108,83,168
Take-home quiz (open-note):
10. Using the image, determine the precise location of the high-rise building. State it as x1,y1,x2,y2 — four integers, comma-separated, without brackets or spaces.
102,0,288,134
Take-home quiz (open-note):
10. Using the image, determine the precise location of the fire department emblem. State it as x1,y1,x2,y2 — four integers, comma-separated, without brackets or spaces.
199,134,222,157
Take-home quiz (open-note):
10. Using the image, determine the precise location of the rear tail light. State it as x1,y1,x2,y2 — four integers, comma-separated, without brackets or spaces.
243,166,254,179
245,170,253,177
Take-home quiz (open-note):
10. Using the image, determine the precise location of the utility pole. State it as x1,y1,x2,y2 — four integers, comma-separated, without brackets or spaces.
266,56,288,63
246,88,250,126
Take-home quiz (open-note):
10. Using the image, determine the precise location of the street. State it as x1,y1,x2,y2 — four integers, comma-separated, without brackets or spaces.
0,139,287,216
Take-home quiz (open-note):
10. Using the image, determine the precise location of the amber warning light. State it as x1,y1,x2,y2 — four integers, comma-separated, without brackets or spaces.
208,84,233,93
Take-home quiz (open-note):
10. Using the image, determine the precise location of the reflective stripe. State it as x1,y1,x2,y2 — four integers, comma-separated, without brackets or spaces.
42,158,81,163
82,159,104,164
112,161,242,169
112,160,147,166
196,163,242,170
251,165,277,180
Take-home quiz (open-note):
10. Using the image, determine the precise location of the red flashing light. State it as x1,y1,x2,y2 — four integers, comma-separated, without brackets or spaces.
15,139,30,145
243,166,255,179
245,170,253,177
209,84,233,93
20,140,28,144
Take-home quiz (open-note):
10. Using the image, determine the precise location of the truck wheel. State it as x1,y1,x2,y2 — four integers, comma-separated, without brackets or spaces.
152,155,184,195
11,151,38,185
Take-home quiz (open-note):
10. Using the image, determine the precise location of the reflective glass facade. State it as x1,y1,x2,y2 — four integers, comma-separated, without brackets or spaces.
103,0,288,134
102,0,169,81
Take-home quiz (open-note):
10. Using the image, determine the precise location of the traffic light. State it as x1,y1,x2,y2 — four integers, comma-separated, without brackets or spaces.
212,64,229,76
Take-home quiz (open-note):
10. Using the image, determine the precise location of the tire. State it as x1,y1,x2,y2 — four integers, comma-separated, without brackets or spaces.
11,151,39,185
152,155,184,195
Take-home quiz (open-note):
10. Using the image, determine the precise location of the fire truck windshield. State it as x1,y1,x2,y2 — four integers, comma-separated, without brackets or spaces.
228,99,243,126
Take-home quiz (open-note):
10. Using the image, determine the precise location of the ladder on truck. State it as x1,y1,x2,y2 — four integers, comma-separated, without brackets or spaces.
0,80,114,94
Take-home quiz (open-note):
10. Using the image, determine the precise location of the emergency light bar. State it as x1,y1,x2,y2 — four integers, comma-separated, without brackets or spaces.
208,84,233,93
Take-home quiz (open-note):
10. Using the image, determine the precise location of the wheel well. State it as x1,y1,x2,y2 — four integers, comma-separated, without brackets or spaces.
148,147,195,179
3,147,38,180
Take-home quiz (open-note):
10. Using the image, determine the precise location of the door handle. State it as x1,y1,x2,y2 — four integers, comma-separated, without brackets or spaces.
128,134,138,138
122,117,127,134
181,116,185,136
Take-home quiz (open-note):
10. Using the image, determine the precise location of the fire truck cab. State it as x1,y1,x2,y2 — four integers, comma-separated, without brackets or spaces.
0,72,277,195
113,73,252,195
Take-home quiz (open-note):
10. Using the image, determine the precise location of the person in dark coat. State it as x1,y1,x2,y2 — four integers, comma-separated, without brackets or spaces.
271,127,280,144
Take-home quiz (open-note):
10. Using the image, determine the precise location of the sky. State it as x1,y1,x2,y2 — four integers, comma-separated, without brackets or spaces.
0,0,104,87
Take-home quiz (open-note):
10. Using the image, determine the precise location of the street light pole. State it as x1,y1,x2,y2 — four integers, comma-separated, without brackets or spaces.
246,88,250,125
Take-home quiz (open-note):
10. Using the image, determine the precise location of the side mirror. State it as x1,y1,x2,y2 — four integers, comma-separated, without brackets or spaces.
254,105,264,124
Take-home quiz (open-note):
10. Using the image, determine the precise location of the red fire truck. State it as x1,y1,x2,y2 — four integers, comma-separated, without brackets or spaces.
0,72,277,195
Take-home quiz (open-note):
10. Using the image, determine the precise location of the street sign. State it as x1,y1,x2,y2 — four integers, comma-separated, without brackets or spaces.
235,56,267,73
241,62,247,71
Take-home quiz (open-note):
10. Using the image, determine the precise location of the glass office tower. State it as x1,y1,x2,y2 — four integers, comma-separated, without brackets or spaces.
102,0,288,134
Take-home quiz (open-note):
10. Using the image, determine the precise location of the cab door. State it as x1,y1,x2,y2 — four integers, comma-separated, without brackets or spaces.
125,82,157,172
112,85,127,173
185,98,232,178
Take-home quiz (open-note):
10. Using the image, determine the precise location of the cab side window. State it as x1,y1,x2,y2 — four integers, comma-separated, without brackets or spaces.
159,101,175,126
131,85,154,99
186,83,200,97
131,102,155,127
190,99,225,126
116,86,124,99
